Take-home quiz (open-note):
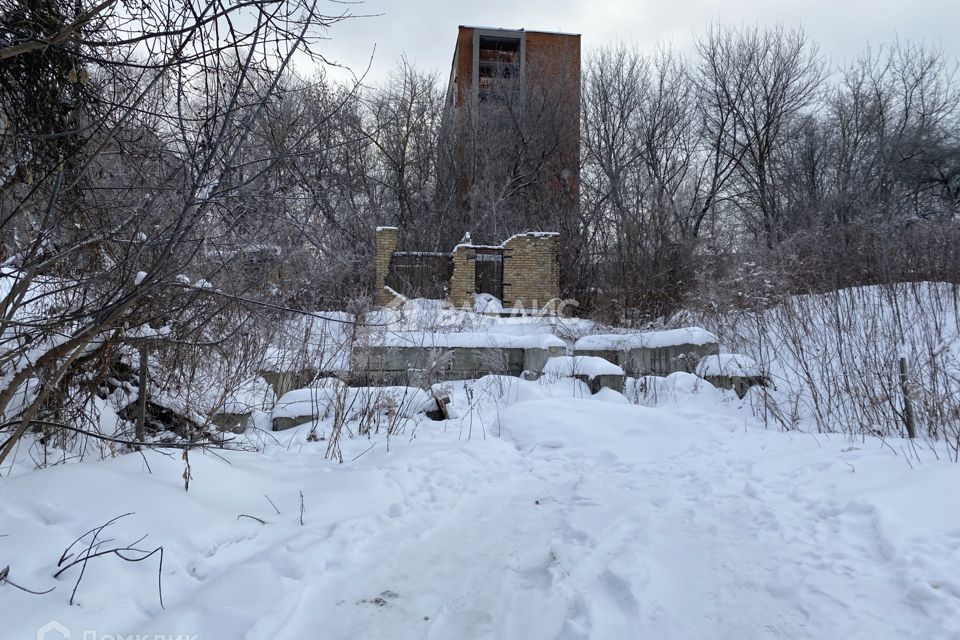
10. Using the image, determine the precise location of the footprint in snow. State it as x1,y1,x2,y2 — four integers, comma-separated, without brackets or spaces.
358,590,400,607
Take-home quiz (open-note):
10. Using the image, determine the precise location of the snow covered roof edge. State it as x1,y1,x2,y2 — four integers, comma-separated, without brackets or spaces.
453,231,559,253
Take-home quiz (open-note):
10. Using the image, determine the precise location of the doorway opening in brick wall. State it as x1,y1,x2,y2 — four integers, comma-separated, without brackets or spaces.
474,249,504,300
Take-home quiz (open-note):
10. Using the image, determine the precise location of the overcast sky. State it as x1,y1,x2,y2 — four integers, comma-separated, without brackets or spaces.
314,0,960,84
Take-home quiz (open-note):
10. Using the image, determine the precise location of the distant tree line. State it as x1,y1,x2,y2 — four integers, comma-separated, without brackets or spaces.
581,27,960,321
4,11,958,320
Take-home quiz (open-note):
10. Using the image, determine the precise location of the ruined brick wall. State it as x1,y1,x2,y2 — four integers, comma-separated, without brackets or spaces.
449,245,476,309
374,227,560,312
502,232,560,309
375,226,399,306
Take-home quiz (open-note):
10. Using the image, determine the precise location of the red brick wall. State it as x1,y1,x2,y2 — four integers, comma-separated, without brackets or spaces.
454,27,474,107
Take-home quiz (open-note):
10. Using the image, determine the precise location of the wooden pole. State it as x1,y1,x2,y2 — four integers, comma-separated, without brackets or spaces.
898,357,916,439
137,343,148,444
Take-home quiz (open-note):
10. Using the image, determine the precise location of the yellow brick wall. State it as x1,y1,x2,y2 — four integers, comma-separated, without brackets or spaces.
503,233,560,310
375,227,399,306
449,245,476,309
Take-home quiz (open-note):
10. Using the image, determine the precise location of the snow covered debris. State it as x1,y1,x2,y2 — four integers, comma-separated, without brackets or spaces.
575,327,718,350
364,331,565,350
271,381,343,420
272,383,435,425
591,387,631,404
626,371,724,408
696,353,763,378
542,355,625,378
473,292,504,314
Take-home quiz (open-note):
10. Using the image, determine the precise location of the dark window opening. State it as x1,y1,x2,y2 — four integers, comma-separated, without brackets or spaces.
479,61,518,79
478,35,521,103
478,35,521,55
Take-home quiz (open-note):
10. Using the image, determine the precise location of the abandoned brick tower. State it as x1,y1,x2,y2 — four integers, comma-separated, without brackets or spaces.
439,26,581,243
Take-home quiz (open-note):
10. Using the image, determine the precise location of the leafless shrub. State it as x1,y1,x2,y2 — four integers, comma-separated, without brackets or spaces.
699,281,960,458
54,513,164,607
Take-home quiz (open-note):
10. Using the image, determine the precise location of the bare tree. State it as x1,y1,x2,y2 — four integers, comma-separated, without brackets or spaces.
0,0,357,465
694,24,825,248
361,58,444,238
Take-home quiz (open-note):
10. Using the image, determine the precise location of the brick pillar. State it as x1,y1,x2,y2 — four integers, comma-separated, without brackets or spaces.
449,245,476,309
375,226,399,306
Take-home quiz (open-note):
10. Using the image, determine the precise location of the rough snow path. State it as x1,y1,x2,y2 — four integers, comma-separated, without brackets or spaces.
496,400,811,639
4,397,959,639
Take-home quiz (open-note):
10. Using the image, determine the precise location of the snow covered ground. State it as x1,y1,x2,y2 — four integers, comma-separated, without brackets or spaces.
3,377,959,639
